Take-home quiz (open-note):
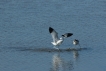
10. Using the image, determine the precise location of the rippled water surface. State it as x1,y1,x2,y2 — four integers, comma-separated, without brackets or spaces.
0,0,106,71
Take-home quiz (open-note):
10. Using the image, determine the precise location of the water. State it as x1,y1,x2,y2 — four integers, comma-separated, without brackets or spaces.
0,0,106,71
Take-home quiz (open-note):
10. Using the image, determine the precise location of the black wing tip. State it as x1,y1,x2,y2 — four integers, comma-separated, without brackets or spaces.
68,33,73,36
67,33,73,37
49,27,53,33
62,33,73,37
49,27,52,29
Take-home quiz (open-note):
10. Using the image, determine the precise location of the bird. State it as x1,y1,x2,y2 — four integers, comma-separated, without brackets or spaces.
49,27,73,49
73,39,81,48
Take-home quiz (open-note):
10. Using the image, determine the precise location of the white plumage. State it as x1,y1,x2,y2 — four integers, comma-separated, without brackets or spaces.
49,27,73,49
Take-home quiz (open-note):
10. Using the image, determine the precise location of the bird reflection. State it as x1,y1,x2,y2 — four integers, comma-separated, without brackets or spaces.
51,53,73,71
73,50,79,60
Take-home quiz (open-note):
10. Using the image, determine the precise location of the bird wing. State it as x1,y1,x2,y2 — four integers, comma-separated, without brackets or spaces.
62,33,73,38
49,27,59,43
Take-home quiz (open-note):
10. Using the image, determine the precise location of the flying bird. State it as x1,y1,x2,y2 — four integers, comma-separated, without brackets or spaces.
49,27,73,49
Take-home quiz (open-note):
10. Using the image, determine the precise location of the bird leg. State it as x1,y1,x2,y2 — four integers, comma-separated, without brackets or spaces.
53,46,59,50
53,45,60,51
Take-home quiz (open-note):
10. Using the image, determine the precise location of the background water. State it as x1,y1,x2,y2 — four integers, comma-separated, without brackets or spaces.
0,0,106,71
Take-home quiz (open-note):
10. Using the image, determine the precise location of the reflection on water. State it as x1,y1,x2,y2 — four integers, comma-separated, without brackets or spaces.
51,53,74,71
73,50,79,61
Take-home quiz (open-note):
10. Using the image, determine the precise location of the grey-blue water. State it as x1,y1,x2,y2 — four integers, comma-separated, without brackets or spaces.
0,0,106,71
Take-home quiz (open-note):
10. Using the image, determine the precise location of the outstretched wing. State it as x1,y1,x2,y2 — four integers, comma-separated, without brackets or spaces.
49,27,59,42
62,33,73,38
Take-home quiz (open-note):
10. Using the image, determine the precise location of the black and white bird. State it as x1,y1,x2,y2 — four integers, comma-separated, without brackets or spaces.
49,27,73,49
73,39,81,48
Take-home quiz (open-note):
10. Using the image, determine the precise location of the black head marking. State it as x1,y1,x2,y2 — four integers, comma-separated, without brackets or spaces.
75,39,79,42
49,27,54,33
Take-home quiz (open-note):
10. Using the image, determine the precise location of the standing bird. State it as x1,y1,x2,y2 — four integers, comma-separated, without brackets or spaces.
73,39,81,48
49,27,73,49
